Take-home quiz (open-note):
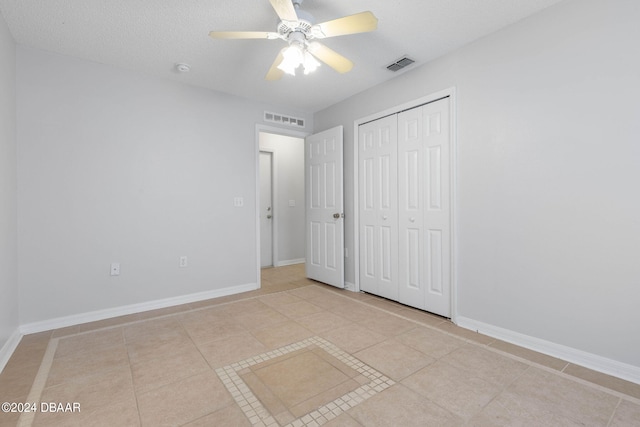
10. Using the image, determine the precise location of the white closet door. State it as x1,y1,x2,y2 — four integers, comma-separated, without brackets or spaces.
358,97,451,317
358,115,398,300
397,106,425,309
397,98,451,316
422,98,451,317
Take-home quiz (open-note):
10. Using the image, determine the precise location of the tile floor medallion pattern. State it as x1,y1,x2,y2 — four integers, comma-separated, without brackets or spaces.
215,337,394,427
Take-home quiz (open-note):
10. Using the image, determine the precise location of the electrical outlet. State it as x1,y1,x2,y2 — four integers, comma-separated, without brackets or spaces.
179,256,188,268
110,263,120,276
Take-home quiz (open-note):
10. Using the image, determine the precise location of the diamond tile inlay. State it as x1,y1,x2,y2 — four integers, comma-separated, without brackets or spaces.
215,336,395,427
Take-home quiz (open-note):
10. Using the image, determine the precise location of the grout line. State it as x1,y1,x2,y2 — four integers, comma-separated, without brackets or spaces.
16,337,59,427
606,398,623,427
122,328,144,427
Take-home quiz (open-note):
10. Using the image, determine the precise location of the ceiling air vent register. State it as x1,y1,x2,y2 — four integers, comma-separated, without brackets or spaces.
387,56,415,72
264,111,305,128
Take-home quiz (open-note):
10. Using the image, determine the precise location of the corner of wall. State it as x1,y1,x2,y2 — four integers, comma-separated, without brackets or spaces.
0,330,21,373
0,6,20,365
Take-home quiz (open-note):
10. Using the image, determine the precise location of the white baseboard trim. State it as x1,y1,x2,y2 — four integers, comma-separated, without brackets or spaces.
0,329,22,373
20,282,258,335
456,316,640,385
275,258,305,267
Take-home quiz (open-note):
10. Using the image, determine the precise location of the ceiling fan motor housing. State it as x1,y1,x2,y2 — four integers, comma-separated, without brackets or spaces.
287,31,307,48
277,1,315,43
277,19,313,39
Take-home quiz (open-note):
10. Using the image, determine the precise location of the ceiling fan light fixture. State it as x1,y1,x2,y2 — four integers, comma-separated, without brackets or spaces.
277,41,320,76
210,0,377,80
303,51,320,74
277,60,298,76
278,44,304,75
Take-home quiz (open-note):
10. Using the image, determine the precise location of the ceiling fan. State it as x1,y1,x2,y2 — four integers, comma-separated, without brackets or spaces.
209,0,378,80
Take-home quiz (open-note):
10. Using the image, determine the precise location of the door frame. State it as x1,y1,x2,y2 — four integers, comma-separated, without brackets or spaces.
352,87,459,322
255,125,309,287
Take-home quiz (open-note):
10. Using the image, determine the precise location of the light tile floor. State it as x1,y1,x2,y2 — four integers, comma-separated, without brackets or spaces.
1,264,639,426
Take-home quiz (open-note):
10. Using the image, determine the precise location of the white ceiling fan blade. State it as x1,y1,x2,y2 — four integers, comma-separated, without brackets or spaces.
209,31,279,40
307,42,354,74
265,50,286,81
269,0,298,22
312,11,378,38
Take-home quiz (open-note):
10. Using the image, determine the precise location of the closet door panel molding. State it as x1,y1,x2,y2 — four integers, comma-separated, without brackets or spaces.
358,115,398,299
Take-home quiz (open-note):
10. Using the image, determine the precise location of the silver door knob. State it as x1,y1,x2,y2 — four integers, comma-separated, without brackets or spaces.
333,213,340,219
409,217,415,222
382,215,388,220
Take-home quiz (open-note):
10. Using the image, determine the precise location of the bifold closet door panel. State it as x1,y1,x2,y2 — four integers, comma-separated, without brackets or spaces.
358,115,399,300
422,98,451,317
397,106,426,309
397,98,451,316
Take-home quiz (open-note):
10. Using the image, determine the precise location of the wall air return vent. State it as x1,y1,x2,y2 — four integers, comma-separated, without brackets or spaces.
264,111,305,128
387,56,415,72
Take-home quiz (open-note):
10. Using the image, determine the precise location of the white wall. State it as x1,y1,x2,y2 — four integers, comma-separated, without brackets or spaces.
259,132,305,265
17,47,312,325
315,0,640,371
0,11,18,355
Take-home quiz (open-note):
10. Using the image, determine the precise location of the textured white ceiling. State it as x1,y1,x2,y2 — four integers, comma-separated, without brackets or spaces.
0,0,565,112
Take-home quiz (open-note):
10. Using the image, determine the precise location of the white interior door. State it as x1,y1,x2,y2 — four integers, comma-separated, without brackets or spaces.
397,98,451,317
358,115,399,300
259,151,273,268
305,126,344,288
398,106,425,308
421,98,451,317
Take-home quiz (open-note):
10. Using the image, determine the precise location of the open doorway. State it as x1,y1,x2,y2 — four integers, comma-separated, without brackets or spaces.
257,130,306,275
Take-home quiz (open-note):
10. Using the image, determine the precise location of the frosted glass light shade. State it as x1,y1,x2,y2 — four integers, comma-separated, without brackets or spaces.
303,51,320,74
276,43,321,76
